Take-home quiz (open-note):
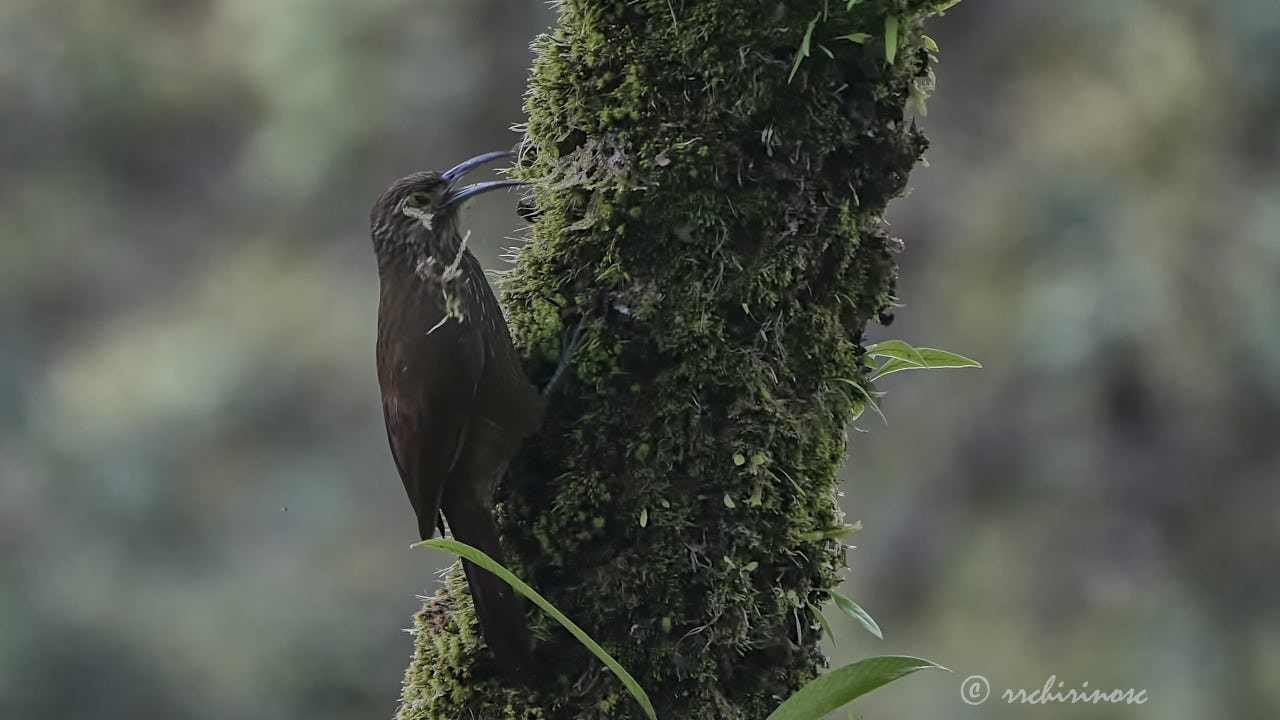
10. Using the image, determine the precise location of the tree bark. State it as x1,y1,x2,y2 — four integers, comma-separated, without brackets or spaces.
397,1,952,717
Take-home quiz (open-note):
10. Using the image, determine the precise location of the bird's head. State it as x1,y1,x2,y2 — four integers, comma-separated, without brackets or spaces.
370,150,524,257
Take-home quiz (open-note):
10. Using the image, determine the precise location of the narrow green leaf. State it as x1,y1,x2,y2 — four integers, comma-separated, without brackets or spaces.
922,34,939,52
829,591,883,639
799,521,863,542
789,14,820,83
766,655,947,720
817,43,834,59
884,16,899,65
774,466,806,496
845,0,865,8
824,521,862,539
808,602,837,647
836,32,872,44
417,539,657,720
836,378,886,424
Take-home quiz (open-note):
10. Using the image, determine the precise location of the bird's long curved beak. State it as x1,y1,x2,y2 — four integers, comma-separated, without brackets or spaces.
441,150,514,183
440,151,525,208
440,179,525,209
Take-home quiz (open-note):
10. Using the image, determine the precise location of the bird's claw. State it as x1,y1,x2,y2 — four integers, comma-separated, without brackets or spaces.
541,319,589,398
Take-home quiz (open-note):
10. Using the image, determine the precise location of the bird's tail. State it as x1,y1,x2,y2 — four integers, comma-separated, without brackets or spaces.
443,505,532,676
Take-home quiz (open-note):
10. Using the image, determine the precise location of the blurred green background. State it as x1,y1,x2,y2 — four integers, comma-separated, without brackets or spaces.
1,1,1276,718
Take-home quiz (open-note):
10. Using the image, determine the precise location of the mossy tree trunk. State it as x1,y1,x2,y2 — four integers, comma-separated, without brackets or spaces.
397,1,952,718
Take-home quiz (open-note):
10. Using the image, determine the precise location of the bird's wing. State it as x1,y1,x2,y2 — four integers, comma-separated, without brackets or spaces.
378,311,484,540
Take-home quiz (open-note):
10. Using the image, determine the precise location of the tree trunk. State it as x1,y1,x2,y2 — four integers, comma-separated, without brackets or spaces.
397,1,952,717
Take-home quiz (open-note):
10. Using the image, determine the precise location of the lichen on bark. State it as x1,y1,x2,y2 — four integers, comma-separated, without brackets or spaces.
396,2,953,718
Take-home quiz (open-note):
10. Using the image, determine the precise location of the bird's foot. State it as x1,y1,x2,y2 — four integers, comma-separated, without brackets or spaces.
541,319,589,398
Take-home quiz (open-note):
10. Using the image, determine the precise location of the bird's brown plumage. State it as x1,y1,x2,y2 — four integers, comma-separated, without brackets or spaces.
369,158,540,674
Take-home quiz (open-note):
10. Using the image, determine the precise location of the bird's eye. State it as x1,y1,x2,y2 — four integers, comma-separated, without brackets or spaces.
407,191,435,208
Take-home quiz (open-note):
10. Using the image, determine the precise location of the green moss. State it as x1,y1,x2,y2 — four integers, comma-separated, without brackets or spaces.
398,1,950,718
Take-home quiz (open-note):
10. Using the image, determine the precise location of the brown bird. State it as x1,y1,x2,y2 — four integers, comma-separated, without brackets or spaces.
369,151,542,674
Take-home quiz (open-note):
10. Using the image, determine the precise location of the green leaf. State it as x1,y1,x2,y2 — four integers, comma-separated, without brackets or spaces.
789,14,820,83
914,347,982,368
864,339,927,366
869,358,915,378
766,655,947,720
417,539,657,720
922,34,939,52
817,43,834,59
829,591,883,639
808,602,837,647
639,507,648,527
845,0,865,8
870,347,982,380
849,399,865,422
836,32,872,44
884,16,899,65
